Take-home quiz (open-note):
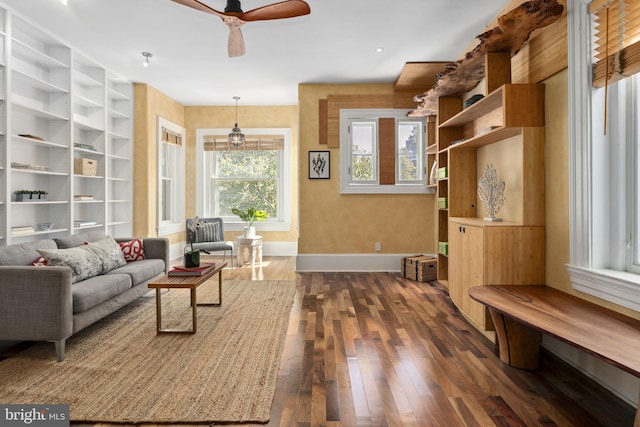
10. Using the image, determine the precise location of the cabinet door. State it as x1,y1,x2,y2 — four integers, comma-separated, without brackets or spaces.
460,225,486,327
448,221,464,307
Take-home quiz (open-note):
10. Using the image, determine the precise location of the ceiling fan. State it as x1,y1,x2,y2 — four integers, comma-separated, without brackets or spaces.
171,0,311,57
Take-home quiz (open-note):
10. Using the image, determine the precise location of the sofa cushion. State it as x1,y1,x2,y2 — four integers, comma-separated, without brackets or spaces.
107,259,165,286
54,231,106,249
0,240,57,266
119,238,145,262
72,273,132,313
86,237,127,272
37,245,102,284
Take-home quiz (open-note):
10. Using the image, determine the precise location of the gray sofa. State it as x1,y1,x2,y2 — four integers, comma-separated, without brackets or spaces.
0,231,169,361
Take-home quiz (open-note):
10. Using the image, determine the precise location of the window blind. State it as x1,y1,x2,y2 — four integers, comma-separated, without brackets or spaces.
161,127,182,146
203,135,284,151
591,0,640,87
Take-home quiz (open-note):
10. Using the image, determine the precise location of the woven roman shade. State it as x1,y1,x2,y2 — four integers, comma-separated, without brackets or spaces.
203,135,284,151
591,0,640,87
161,127,182,146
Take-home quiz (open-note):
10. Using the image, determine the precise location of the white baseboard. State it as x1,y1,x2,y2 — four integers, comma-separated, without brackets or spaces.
296,253,436,272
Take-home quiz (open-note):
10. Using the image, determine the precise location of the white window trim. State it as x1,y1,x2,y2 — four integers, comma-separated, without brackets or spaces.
567,0,640,311
157,117,186,236
195,128,292,232
339,109,432,194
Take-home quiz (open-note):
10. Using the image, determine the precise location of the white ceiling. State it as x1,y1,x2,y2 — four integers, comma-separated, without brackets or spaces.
1,0,510,106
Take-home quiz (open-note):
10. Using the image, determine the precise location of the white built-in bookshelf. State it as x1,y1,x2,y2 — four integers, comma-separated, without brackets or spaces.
0,6,133,245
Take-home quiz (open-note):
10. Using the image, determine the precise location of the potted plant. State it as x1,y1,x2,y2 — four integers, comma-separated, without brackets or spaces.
184,217,202,267
232,208,268,238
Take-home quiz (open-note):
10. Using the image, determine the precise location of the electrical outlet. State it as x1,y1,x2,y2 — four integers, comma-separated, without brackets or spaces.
375,242,381,251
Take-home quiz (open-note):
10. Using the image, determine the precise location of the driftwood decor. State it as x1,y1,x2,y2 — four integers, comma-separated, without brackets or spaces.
409,0,564,117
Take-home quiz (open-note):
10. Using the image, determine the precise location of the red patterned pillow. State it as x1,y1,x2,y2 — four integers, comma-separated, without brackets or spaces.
118,238,145,262
32,256,49,267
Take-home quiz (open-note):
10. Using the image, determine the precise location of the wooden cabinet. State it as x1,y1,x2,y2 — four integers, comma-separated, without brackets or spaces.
434,53,546,335
0,6,132,245
449,218,545,331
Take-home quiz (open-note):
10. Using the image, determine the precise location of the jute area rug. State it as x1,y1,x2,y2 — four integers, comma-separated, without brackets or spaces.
0,279,296,424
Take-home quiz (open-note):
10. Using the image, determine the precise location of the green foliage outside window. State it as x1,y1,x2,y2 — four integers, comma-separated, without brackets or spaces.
212,150,278,218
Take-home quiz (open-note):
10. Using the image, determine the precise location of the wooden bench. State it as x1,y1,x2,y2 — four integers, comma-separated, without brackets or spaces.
469,285,640,426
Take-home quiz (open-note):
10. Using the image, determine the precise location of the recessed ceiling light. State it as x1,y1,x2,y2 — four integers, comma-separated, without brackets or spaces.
375,47,384,53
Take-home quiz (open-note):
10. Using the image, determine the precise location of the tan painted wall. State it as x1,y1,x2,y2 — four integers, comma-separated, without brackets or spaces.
298,83,436,254
133,83,185,245
184,105,300,242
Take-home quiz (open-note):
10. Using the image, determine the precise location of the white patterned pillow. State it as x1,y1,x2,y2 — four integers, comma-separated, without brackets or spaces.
37,246,102,284
86,237,127,273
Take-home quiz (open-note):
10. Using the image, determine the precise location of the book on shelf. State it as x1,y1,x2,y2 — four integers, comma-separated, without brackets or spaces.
74,220,97,227
168,262,216,277
11,225,34,235
74,195,95,200
17,134,45,141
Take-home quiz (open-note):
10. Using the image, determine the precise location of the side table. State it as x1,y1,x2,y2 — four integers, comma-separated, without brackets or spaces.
236,235,263,267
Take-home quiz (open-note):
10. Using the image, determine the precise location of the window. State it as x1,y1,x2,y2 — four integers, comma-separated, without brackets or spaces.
340,109,429,194
157,117,185,236
195,128,291,232
568,0,640,310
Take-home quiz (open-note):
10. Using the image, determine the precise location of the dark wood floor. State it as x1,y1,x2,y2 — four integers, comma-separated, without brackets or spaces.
3,257,637,426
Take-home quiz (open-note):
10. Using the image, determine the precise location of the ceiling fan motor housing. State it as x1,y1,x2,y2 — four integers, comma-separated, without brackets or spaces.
225,0,243,13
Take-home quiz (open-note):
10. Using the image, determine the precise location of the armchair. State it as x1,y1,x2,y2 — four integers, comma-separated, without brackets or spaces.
186,217,234,268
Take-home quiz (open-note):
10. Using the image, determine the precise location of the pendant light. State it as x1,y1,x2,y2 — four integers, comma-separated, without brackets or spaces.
228,96,245,147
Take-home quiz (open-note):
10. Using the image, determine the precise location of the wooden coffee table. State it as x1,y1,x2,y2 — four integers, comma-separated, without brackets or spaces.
148,262,226,334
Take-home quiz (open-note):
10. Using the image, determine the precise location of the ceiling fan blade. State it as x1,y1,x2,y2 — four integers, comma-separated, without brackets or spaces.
224,17,246,57
240,0,310,22
170,0,225,17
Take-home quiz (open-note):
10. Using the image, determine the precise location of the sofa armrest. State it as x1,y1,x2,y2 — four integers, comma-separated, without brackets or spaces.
0,266,73,342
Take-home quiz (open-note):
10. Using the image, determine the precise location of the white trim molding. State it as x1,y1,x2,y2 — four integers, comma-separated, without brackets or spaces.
567,265,640,312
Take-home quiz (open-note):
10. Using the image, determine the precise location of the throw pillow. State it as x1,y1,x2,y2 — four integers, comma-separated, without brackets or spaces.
31,256,49,267
195,222,220,242
119,238,145,262
85,237,127,272
37,246,102,283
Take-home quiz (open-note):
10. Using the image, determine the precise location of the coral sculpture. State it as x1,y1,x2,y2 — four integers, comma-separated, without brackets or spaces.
477,164,505,221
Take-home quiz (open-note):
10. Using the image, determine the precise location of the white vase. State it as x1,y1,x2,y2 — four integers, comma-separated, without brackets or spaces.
243,226,256,238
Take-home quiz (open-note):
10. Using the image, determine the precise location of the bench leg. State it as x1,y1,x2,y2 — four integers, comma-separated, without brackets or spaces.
489,309,542,370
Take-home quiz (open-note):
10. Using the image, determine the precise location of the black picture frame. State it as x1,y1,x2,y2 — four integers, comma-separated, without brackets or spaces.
309,151,330,179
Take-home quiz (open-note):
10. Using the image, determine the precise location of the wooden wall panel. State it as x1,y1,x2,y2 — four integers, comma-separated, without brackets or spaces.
378,118,396,185
319,99,328,145
326,95,394,148
511,0,567,84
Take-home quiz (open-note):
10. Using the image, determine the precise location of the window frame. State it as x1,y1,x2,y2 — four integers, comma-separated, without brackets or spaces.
157,117,185,237
339,109,430,194
195,128,292,233
567,0,640,311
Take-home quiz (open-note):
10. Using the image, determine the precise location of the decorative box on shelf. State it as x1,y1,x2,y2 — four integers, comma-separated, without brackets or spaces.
74,158,97,176
438,167,448,179
401,255,437,282
438,197,448,209
438,242,449,256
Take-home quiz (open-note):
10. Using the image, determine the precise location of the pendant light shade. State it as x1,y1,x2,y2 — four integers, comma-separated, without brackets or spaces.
229,96,245,147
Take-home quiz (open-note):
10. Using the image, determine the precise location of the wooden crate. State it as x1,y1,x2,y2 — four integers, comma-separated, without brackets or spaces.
402,255,437,282
74,158,97,176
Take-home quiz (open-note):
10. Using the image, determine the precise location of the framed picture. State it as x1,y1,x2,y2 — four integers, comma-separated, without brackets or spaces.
309,151,330,179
